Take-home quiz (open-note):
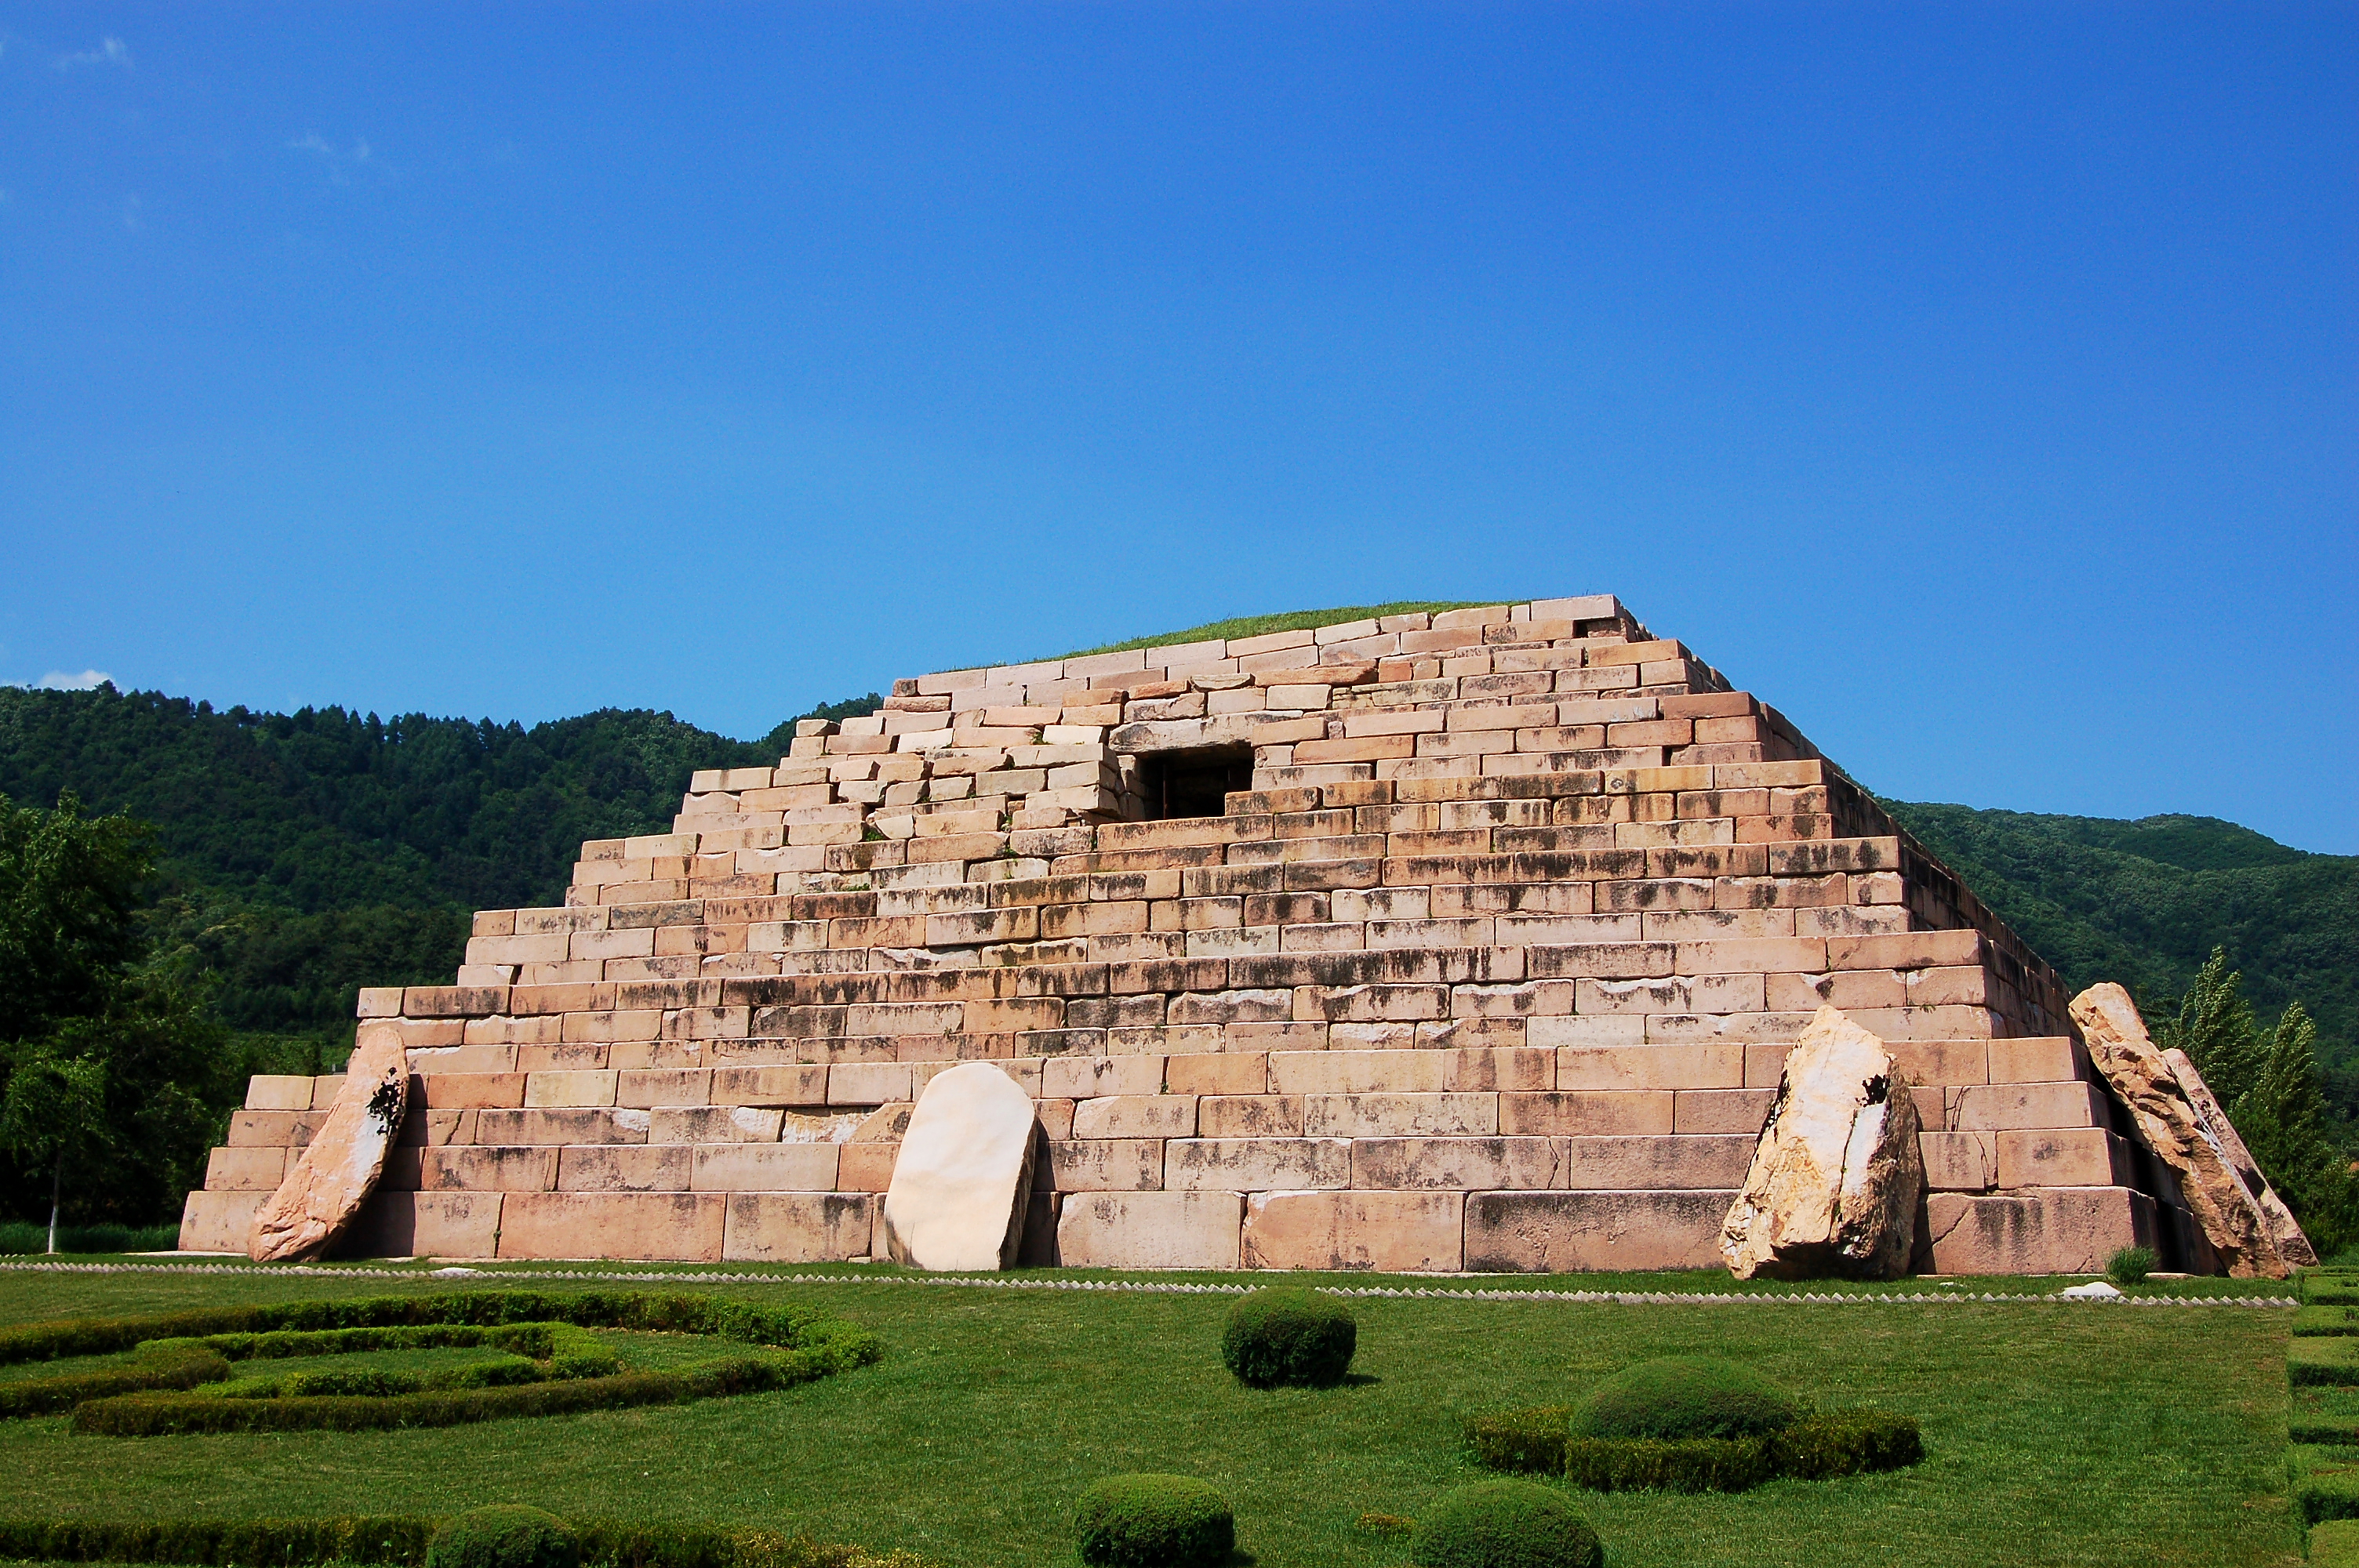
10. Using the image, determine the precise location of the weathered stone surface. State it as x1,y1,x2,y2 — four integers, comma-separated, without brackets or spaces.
342,1190,504,1259
2076,985,2292,1283
187,601,2202,1277
1917,1187,2157,1275
881,1061,1039,1270
1466,1189,1733,1272
1721,1005,1923,1279
2070,983,2296,1279
178,1189,268,1254
2162,1046,2317,1269
1241,1189,1463,1272
247,1031,410,1261
1058,1191,1242,1269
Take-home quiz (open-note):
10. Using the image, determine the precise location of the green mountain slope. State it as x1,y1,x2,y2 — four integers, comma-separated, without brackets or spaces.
1883,802,2357,1074
0,685,871,1052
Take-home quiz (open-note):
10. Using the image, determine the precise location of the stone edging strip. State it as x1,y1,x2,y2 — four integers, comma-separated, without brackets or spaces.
0,1259,2299,1306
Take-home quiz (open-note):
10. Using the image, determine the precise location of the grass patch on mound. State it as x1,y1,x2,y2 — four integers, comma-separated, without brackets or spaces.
0,1268,2297,1568
1045,604,1489,661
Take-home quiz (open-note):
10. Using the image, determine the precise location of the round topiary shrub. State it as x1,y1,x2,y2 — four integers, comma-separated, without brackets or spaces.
1219,1288,1356,1388
1408,1479,1602,1568
1569,1356,1801,1442
1073,1474,1234,1568
426,1507,580,1568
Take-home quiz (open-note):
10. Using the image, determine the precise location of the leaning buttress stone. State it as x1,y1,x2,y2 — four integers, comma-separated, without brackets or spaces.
881,1062,1040,1271
248,1031,410,1262
1721,1005,1924,1280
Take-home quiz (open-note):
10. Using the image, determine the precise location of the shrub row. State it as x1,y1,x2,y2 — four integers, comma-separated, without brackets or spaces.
2299,1307,2359,1338
1470,1406,1921,1493
75,1341,874,1436
0,1342,231,1418
2314,1519,2359,1566
2,1322,642,1421
0,1516,436,1566
2293,1446,2359,1526
0,1516,911,1568
0,1291,835,1366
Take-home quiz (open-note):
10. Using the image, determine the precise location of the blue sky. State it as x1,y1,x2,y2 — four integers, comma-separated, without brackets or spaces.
2,4,2353,851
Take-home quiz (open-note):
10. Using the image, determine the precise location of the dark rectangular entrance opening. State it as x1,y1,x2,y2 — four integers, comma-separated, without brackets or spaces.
1137,746,1254,820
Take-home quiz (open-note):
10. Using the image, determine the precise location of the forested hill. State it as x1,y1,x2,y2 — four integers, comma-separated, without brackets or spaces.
1884,801,2357,1065
1,683,2351,1099
0,684,874,1058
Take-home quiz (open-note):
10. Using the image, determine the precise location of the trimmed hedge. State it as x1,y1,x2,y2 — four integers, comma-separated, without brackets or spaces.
1072,1475,1234,1568
0,1516,435,1566
1462,1407,1573,1475
1569,1356,1802,1441
1561,1434,1776,1494
0,1291,836,1366
2292,1339,2359,1387
1771,1410,1924,1479
1470,1406,1921,1492
2293,1445,2359,1526
0,1516,912,1568
1407,1480,1601,1568
0,1341,231,1417
1219,1289,1356,1388
2296,1306,2359,1338
16,1292,878,1436
2313,1519,2359,1566
428,1508,579,1568
76,1346,867,1435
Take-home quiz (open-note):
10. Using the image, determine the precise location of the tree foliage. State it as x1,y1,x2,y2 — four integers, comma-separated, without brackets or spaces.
2157,949,2359,1257
0,794,240,1228
0,685,877,1070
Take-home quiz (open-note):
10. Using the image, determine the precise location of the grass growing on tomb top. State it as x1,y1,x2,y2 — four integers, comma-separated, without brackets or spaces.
1043,602,1492,662
0,1265,2300,1568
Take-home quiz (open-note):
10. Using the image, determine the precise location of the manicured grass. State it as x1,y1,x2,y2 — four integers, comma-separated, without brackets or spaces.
1044,603,1490,661
0,1266,2298,1567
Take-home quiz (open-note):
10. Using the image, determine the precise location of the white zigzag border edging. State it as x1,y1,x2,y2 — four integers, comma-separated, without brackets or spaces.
0,1258,2299,1307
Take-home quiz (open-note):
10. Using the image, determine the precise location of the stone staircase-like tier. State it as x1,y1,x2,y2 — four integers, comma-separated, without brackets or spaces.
180,596,2179,1274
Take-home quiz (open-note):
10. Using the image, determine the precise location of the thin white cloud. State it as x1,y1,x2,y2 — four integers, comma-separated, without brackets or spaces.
288,132,375,184
121,193,141,233
56,36,130,70
28,670,115,691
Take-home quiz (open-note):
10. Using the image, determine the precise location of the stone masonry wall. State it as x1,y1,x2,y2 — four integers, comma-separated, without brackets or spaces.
180,596,2172,1274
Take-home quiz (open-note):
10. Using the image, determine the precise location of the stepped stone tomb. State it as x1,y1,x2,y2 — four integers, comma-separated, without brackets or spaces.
179,595,2303,1276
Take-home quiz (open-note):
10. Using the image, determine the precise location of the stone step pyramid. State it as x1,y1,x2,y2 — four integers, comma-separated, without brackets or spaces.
180,596,2191,1273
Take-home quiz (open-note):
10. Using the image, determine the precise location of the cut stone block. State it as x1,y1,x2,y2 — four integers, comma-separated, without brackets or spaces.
177,1189,268,1253
722,1192,874,1261
881,1060,1040,1270
1721,1005,1924,1279
1919,1131,1997,1192
248,1030,411,1262
1241,1189,1464,1272
497,1192,725,1261
1918,1187,2157,1276
204,1146,288,1192
340,1191,504,1259
1058,1191,1244,1269
1464,1190,1734,1272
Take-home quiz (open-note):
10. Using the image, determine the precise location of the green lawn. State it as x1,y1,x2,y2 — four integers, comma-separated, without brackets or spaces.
0,1265,2299,1568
